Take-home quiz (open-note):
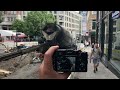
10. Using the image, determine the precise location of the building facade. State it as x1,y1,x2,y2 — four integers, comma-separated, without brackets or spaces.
50,11,82,39
96,11,120,77
87,11,97,44
80,11,88,44
0,11,28,30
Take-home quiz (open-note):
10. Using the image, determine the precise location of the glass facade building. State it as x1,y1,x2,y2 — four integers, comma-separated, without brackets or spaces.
96,11,120,76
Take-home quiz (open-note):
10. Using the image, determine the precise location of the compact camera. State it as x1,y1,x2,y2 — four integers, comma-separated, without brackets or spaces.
53,49,88,72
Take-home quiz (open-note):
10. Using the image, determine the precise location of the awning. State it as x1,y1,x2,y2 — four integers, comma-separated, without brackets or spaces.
0,30,16,36
0,22,12,25
17,33,27,38
0,30,26,37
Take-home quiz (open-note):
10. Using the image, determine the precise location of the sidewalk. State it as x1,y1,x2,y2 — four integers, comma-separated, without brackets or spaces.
69,46,118,79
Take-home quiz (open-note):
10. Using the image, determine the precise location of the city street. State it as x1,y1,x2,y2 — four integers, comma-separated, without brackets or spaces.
68,45,118,79
0,42,119,79
0,11,120,79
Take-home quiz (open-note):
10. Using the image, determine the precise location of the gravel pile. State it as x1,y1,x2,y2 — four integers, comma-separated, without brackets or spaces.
0,52,38,79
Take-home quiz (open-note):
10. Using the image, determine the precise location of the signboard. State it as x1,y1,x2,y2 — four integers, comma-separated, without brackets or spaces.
112,11,120,19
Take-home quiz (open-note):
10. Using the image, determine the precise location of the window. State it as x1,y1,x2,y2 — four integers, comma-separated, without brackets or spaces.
7,17,10,22
69,12,70,16
11,17,13,21
67,23,68,27
54,11,57,14
69,18,71,22
59,15,64,20
67,17,68,21
54,16,57,19
69,18,70,22
92,11,97,15
59,22,64,26
67,12,68,15
72,24,74,28
113,27,116,32
69,24,71,27
3,11,6,14
65,17,66,21
65,23,66,27
113,20,116,25
92,20,96,29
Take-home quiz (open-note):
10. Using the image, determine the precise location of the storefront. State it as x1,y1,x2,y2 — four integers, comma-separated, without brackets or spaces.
96,11,120,76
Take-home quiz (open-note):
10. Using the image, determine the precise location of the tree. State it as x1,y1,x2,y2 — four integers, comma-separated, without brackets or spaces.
0,11,3,23
11,11,56,38
24,11,56,37
11,19,26,33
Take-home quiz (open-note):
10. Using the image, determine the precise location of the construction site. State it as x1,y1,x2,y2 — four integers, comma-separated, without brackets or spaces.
0,42,41,79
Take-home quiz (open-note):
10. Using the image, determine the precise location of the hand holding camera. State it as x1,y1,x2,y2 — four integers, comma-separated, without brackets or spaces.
53,49,88,72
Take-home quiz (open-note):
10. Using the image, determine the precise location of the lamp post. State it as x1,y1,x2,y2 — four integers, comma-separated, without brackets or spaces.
16,32,18,48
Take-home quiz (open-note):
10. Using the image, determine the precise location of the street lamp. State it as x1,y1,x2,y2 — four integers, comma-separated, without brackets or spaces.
16,32,18,48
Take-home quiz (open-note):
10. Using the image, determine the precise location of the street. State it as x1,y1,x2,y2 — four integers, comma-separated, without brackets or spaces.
68,45,118,79
0,42,119,79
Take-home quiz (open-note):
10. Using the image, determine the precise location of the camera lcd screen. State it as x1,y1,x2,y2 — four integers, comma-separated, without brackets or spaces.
56,56,76,72
53,49,88,72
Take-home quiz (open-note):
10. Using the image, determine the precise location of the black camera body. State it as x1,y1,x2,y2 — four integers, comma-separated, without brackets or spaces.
53,49,88,72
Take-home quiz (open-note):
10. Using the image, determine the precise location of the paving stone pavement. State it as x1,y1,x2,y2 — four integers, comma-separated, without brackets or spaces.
68,45,119,79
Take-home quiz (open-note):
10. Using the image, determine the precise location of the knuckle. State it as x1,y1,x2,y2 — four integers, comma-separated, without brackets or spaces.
44,52,51,57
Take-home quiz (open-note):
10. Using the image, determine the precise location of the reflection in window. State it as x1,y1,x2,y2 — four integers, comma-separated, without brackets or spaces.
111,18,120,72
92,20,96,29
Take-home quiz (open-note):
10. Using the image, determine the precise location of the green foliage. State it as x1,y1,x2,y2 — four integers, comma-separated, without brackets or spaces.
12,11,56,37
0,11,3,23
11,19,26,33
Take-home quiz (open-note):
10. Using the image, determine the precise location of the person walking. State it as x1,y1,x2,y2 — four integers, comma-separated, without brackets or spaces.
90,43,101,73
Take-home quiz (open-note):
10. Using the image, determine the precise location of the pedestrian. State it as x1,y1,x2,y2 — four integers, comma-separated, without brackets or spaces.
91,43,94,48
0,34,2,42
90,43,101,73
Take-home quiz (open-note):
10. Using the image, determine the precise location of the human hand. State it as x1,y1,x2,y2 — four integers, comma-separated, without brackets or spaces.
39,46,71,79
